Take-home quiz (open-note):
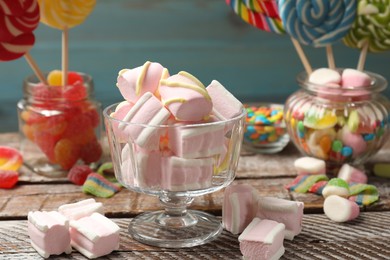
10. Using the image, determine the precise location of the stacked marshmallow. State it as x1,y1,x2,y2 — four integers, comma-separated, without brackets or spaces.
223,184,304,259
28,199,120,259
111,61,243,191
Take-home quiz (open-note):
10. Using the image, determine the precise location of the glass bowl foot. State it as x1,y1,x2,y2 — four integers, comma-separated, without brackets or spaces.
128,210,222,248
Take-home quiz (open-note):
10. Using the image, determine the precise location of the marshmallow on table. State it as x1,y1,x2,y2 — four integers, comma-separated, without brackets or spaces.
206,80,243,120
168,120,226,159
161,156,214,191
222,184,258,235
294,157,326,175
256,197,304,240
116,61,168,103
28,211,72,258
324,195,360,222
322,178,350,199
70,213,120,259
118,92,171,149
58,198,103,221
238,218,285,260
337,164,367,184
159,71,213,122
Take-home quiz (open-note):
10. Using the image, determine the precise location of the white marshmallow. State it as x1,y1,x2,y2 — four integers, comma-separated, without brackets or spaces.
323,195,360,222
58,199,103,221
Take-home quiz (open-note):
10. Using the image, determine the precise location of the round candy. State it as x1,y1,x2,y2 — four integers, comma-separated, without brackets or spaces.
343,0,390,52
37,0,96,29
0,0,40,42
0,146,23,171
226,0,285,34
278,0,357,47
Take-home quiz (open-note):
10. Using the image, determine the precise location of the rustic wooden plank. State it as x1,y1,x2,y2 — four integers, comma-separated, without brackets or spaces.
1,212,390,259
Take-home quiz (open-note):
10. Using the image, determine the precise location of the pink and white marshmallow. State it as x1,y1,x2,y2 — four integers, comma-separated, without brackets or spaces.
119,92,171,149
116,61,168,103
323,195,360,222
222,184,258,235
337,164,367,184
28,211,72,258
294,157,326,175
69,213,120,259
206,80,243,120
309,68,341,86
161,156,214,191
256,197,304,240
159,71,213,121
58,199,103,221
238,218,285,260
341,69,372,87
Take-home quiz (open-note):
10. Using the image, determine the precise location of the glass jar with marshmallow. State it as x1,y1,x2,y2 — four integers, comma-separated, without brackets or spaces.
284,68,390,174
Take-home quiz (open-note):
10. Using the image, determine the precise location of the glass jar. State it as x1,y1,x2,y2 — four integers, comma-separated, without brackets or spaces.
17,73,103,177
284,69,390,173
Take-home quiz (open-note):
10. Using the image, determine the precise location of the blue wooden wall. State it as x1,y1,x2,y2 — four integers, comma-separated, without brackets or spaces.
1,0,390,132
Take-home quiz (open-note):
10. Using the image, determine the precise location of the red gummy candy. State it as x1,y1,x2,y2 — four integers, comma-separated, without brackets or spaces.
68,165,92,185
33,85,62,101
80,139,103,164
67,71,84,85
54,139,80,170
0,170,19,189
62,82,87,101
34,132,59,163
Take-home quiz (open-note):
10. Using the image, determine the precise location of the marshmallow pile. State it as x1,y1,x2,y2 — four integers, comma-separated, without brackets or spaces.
28,199,120,259
109,61,244,192
222,184,304,260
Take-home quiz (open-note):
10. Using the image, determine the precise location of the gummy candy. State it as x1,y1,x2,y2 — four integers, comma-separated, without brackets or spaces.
0,146,23,171
80,139,102,164
54,139,80,170
47,70,83,86
68,165,92,185
0,170,19,189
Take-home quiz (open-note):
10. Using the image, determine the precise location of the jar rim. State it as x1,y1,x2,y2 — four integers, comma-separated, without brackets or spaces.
296,68,388,94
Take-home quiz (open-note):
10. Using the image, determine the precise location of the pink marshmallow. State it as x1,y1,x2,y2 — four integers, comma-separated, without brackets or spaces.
340,126,367,157
238,218,285,260
294,157,326,175
119,143,135,187
222,184,258,235
159,71,213,121
28,211,72,258
161,156,214,191
116,61,168,103
256,197,304,240
323,195,360,222
119,92,171,149
58,199,103,221
135,149,163,189
206,80,243,120
341,69,372,87
337,164,367,184
308,68,341,86
70,213,120,259
168,121,226,158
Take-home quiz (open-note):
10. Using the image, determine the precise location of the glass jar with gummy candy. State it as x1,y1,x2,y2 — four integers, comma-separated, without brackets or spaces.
284,69,389,174
17,72,103,177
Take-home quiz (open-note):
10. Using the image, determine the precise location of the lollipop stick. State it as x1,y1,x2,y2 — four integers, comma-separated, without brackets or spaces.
62,26,69,86
326,45,336,69
290,37,313,74
357,41,369,71
24,52,47,84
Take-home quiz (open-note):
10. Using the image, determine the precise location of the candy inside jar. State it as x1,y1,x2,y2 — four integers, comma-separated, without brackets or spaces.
284,68,390,173
17,71,102,177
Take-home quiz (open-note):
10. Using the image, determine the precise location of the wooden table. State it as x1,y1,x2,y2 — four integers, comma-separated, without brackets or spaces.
1,133,390,259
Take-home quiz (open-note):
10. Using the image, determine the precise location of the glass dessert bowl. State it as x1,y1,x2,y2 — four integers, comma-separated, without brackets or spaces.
284,69,390,173
104,104,246,248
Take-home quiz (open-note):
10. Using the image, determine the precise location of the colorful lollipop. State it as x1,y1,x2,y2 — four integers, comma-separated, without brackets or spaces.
278,0,357,69
37,0,96,86
343,0,390,70
226,0,284,34
0,0,45,83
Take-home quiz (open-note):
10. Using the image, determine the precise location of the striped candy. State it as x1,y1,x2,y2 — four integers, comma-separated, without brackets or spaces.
226,0,285,34
278,0,357,47
343,0,390,52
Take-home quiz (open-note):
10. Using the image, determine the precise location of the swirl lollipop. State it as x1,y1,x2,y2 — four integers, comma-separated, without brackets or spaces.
278,0,357,69
37,0,96,86
343,0,390,71
0,0,45,83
